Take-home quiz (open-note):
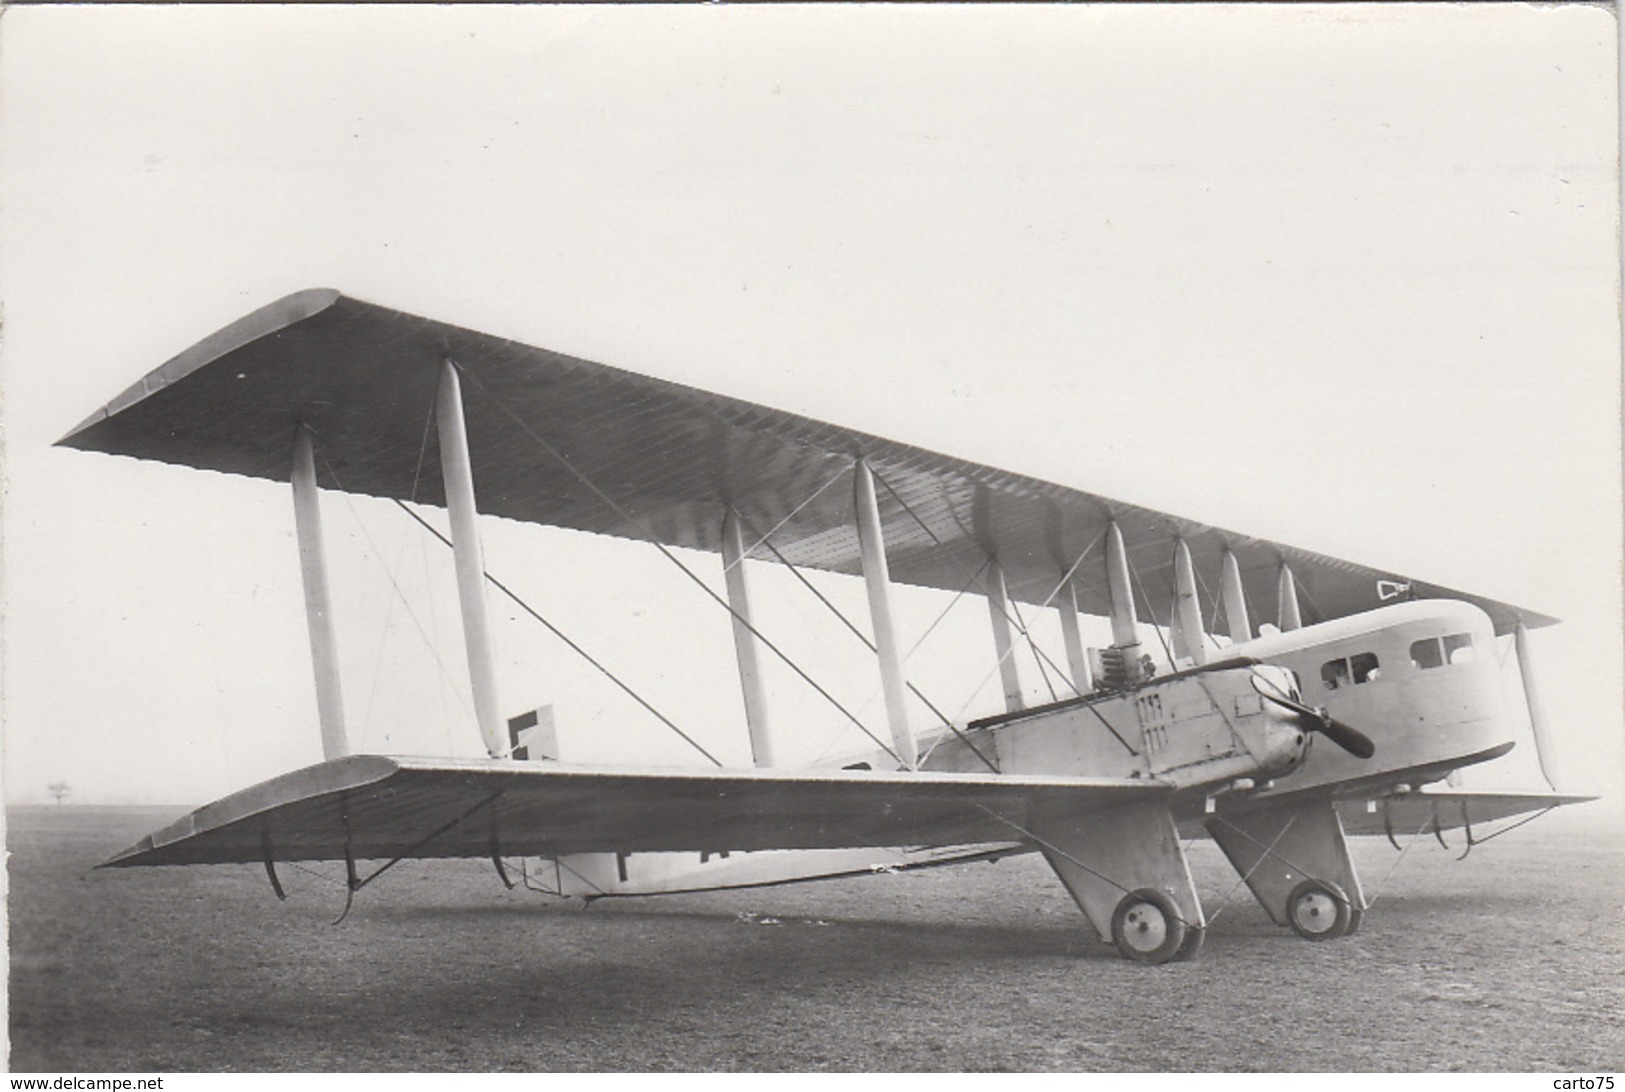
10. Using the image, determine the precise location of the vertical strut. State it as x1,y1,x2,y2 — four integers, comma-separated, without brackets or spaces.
1220,548,1252,643
437,360,507,759
1514,621,1561,791
1057,582,1093,695
1276,562,1303,632
985,559,1024,712
853,461,917,769
722,507,774,767
1105,521,1139,648
291,428,349,761
1171,539,1207,665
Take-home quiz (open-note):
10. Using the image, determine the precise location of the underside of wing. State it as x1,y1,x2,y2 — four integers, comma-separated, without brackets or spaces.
102,755,1172,868
57,290,1554,634
1335,790,1595,838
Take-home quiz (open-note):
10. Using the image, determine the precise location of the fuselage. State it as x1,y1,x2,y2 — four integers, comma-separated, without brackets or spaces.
545,599,1523,898
905,598,1516,806
920,662,1313,790
1229,599,1512,798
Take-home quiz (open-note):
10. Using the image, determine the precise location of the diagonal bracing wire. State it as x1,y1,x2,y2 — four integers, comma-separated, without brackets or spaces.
1126,549,1178,670
1293,573,1326,629
969,804,1199,930
722,465,853,577
735,512,1000,773
901,559,990,664
312,441,476,734
455,364,902,765
1202,812,1300,925
1203,545,1264,643
871,470,1088,703
1205,813,1348,908
946,534,1108,726
1365,814,1437,907
738,513,964,720
876,473,1064,681
1007,597,1060,704
740,518,883,656
361,404,442,747
390,499,725,767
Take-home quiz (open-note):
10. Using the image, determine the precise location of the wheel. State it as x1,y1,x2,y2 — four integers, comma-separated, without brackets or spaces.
1173,923,1206,962
1345,902,1365,936
1286,879,1354,940
1110,888,1189,964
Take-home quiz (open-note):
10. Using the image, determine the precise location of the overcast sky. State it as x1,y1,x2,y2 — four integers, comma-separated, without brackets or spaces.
1,4,1618,809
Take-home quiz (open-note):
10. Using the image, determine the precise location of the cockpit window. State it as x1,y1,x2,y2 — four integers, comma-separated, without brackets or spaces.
1410,638,1444,670
1443,633,1475,664
1411,633,1474,670
1321,659,1350,691
1321,654,1379,689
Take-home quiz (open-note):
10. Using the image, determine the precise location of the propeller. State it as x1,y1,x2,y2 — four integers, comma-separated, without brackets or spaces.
1251,674,1376,760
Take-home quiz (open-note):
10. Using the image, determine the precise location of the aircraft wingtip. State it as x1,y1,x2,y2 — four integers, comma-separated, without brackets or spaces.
53,287,349,451
54,413,107,449
98,837,157,869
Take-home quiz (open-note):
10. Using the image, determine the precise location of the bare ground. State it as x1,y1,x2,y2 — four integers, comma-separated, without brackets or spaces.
7,804,1623,1072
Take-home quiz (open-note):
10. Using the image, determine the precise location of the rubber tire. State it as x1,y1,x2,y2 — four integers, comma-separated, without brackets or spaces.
1173,923,1206,962
1110,888,1189,964
1286,879,1354,941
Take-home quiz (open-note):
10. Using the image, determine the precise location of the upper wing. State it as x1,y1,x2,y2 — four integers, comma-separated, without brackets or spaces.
58,289,1554,634
103,755,1170,867
1335,790,1595,839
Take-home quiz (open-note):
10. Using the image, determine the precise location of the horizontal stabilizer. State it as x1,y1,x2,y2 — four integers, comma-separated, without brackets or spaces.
102,755,1172,868
1336,790,1595,839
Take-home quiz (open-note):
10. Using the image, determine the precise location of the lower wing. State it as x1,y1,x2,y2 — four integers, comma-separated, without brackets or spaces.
103,755,1172,868
1335,790,1595,839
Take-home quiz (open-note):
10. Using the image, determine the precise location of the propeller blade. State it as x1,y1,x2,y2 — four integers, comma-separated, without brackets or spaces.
1315,715,1376,760
1252,676,1377,760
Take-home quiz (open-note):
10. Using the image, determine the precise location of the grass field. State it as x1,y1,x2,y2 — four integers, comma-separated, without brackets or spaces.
7,804,1623,1072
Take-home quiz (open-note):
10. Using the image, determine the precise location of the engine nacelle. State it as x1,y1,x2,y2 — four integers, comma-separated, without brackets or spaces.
924,663,1312,792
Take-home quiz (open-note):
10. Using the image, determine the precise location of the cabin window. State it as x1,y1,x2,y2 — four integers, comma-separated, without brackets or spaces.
1321,659,1350,691
1410,638,1444,670
1322,653,1380,690
1443,633,1475,664
1410,633,1475,670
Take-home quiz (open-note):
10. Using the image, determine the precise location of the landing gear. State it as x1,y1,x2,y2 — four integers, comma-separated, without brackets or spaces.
1208,800,1368,944
1111,889,1189,964
1286,879,1355,940
1034,802,1207,964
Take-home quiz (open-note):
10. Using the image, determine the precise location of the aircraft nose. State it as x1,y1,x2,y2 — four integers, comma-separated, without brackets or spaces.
1251,669,1376,759
1257,706,1315,778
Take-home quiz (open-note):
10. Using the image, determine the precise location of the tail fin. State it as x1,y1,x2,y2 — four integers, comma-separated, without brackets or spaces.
507,705,558,761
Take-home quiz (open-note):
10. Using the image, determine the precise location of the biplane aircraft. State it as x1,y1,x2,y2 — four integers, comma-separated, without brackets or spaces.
60,289,1592,963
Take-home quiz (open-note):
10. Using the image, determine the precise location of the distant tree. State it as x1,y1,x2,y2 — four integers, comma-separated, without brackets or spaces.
46,781,70,806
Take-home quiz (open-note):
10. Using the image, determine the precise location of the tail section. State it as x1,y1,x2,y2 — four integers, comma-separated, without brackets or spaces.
507,705,558,762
